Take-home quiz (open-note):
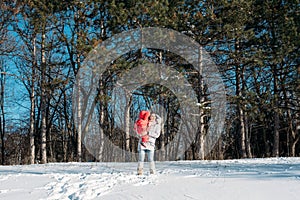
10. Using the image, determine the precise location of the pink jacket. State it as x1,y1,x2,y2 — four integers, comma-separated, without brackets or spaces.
134,110,150,134
134,111,150,143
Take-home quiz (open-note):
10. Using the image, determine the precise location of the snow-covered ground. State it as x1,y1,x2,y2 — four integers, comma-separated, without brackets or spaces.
0,157,299,200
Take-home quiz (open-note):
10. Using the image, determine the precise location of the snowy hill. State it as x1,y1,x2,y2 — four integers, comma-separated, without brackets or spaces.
0,157,299,200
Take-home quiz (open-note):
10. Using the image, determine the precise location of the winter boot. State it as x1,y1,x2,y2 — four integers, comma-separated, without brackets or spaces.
137,162,144,175
150,161,156,175
137,168,143,175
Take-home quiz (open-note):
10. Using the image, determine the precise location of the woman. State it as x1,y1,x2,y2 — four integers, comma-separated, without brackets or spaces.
137,112,162,175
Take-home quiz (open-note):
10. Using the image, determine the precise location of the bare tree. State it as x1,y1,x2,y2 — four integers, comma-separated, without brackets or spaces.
0,61,6,165
40,30,47,164
29,36,37,164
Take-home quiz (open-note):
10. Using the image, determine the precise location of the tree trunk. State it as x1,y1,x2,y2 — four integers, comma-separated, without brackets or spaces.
40,32,47,164
272,71,280,157
0,63,5,165
76,78,82,162
157,51,166,161
97,79,105,162
159,106,166,161
289,108,300,157
48,124,53,161
291,136,299,157
234,36,247,159
29,36,36,164
284,87,299,157
75,7,82,162
272,107,280,157
198,46,206,160
245,115,252,158
124,94,131,162
236,64,247,158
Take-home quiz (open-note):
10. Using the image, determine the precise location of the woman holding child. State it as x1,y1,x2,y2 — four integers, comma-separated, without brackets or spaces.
134,111,162,175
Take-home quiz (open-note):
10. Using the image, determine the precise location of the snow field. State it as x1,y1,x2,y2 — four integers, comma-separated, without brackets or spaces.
0,157,299,200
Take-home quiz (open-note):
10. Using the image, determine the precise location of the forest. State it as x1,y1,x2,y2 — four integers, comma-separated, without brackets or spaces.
0,0,299,165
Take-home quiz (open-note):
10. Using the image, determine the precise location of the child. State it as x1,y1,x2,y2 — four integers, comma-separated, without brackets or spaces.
134,110,150,147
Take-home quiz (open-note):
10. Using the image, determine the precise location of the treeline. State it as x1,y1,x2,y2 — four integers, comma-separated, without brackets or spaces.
0,0,299,165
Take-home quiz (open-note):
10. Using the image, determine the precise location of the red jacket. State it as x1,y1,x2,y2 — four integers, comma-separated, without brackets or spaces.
134,111,150,142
